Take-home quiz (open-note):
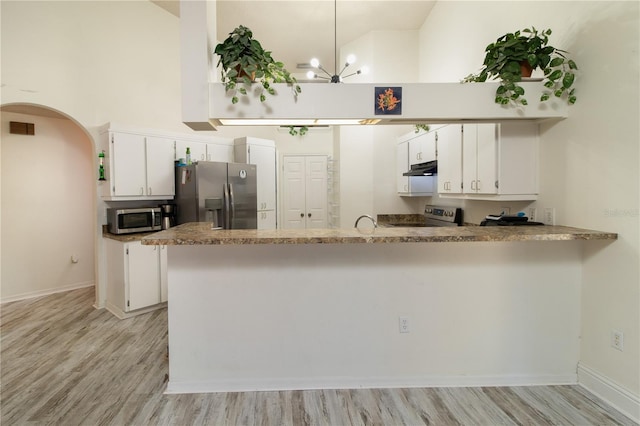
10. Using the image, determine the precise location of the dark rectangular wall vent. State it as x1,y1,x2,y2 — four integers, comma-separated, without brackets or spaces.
10,121,35,135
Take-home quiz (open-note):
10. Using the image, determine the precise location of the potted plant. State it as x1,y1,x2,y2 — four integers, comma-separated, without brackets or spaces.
214,25,301,104
462,27,578,105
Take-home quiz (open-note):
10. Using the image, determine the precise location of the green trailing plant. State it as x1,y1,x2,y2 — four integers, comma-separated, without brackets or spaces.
214,25,301,104
414,124,430,133
288,126,309,136
462,27,578,106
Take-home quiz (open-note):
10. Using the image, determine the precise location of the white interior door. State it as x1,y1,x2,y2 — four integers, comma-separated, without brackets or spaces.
282,156,306,229
282,155,328,229
305,156,328,228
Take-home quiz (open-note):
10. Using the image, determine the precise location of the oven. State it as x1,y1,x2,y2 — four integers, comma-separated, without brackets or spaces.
424,205,463,227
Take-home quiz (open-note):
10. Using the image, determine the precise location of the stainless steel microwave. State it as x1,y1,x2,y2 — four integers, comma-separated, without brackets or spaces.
107,208,162,234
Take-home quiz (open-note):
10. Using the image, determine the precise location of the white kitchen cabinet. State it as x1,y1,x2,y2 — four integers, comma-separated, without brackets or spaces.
436,124,463,194
174,138,234,163
105,239,167,319
146,136,176,197
206,142,234,162
257,210,276,229
234,137,277,229
408,130,436,165
396,133,435,197
175,139,206,162
396,141,434,196
102,131,175,200
437,122,539,200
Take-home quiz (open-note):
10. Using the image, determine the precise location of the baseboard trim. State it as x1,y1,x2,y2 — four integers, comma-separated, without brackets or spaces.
106,301,167,320
578,362,640,423
165,373,577,395
1,281,94,304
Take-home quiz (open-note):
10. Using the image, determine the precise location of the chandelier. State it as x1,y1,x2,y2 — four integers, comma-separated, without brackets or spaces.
306,0,369,83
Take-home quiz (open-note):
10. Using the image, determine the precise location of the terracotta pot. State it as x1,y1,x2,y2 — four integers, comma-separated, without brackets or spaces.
235,65,256,82
520,61,533,78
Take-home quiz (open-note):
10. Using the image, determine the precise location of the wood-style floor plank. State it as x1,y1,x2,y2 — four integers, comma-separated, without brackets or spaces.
1,287,637,426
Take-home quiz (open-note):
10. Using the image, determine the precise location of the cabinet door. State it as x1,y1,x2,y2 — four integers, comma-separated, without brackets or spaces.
146,136,175,197
436,125,463,194
462,124,478,193
257,210,276,230
175,140,206,162
396,141,409,193
206,143,234,162
409,132,436,165
475,124,498,194
408,134,422,165
112,132,147,196
126,242,161,311
248,144,277,211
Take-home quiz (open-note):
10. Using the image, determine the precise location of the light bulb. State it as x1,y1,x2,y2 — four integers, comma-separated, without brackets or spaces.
346,54,356,65
306,70,316,79
360,65,370,75
310,58,320,68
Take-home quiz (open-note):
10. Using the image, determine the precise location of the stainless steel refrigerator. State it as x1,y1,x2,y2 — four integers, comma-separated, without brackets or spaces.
174,161,258,229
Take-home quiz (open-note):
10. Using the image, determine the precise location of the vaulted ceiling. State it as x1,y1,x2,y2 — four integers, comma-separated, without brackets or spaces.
151,1,435,78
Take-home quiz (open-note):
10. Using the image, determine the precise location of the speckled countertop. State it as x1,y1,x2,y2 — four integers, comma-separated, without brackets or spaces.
140,222,617,246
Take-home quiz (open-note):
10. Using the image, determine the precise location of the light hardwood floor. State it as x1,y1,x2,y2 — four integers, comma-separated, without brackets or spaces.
1,287,636,425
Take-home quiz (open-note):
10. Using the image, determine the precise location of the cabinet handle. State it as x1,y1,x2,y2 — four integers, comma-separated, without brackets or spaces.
148,187,152,195
300,213,304,218
308,213,311,218
140,187,144,195
476,180,481,191
471,180,476,191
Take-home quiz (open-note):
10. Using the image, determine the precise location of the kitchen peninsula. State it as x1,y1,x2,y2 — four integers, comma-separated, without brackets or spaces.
143,224,616,394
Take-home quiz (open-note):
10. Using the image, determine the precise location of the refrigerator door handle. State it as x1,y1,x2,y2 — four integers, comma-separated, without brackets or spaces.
223,183,231,229
228,183,236,228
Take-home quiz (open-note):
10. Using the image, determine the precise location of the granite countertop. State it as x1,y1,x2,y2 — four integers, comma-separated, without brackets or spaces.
140,222,617,246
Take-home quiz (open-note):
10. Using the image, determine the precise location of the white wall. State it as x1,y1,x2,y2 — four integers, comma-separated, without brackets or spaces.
418,0,639,415
0,1,188,304
339,30,426,223
1,113,94,301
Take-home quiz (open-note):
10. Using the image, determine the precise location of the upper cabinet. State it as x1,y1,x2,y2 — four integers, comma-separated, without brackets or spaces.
99,123,233,201
437,122,539,200
101,131,175,200
408,131,436,166
396,130,435,197
174,138,234,163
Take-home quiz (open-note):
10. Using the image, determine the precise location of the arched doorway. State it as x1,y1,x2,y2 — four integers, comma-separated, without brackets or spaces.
1,103,98,305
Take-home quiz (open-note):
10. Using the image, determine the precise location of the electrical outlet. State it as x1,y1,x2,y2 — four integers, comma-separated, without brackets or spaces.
399,316,410,333
500,206,511,215
612,330,624,351
543,208,556,225
528,208,537,222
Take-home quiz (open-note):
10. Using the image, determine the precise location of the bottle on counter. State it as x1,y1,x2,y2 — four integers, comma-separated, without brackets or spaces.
186,147,192,165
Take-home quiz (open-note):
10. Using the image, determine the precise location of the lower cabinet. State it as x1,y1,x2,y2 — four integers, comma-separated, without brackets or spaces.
105,238,167,319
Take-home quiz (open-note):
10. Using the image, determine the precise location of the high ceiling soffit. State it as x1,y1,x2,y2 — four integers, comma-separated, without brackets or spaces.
151,1,435,78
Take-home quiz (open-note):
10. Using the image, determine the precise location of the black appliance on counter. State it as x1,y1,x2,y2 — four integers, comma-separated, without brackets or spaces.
159,203,177,229
480,214,544,226
424,205,463,227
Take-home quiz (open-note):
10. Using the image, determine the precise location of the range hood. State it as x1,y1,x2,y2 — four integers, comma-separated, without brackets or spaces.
403,160,437,176
203,82,569,129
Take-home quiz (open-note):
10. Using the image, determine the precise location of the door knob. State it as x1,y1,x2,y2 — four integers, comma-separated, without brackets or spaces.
308,213,311,217
300,213,304,217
